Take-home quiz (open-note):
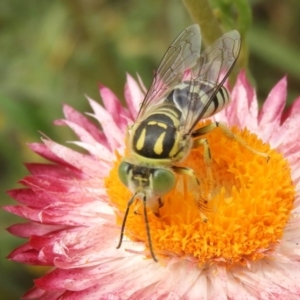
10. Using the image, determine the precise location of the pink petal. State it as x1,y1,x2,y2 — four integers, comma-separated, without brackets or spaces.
124,73,144,119
20,174,78,193
62,104,106,144
4,205,46,222
258,76,287,140
35,268,93,291
29,143,73,167
7,222,64,238
23,286,48,299
240,71,259,126
281,96,300,123
54,119,113,160
149,261,200,298
7,188,48,207
5,199,109,226
87,97,125,150
225,71,258,132
59,286,122,300
42,139,106,178
99,84,130,127
270,107,300,150
8,244,47,265
52,227,131,268
54,119,99,145
25,163,82,179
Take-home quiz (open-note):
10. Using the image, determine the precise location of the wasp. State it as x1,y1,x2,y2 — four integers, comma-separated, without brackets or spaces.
117,24,244,261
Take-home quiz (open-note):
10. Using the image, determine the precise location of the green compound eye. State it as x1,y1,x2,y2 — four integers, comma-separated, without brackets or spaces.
118,161,131,187
152,169,176,195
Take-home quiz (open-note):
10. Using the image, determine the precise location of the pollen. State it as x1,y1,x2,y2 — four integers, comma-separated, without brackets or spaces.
105,123,295,266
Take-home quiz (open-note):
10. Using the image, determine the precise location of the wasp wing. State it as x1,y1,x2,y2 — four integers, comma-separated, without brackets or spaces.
136,24,201,121
172,30,241,134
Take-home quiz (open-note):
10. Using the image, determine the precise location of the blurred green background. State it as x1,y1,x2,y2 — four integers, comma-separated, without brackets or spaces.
1,0,300,298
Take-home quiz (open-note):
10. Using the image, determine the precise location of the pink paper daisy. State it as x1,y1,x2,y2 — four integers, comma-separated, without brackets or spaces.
4,71,300,299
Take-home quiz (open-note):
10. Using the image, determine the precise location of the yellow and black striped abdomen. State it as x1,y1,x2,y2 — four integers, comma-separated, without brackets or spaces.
132,105,182,159
167,80,230,121
200,83,230,118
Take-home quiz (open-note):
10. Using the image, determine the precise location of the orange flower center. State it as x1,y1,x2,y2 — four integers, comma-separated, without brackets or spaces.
105,123,295,266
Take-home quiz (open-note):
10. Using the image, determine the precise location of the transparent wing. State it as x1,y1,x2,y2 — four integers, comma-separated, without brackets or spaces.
173,30,241,133
136,24,201,121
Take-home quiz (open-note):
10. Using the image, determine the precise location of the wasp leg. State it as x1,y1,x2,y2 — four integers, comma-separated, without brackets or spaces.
191,138,214,203
192,122,269,160
191,122,269,205
172,165,209,222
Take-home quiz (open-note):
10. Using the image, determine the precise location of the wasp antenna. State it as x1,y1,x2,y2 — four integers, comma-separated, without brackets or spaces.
143,196,158,262
116,194,136,249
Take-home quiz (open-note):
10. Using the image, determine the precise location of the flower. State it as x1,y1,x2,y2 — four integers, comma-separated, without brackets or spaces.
5,71,300,299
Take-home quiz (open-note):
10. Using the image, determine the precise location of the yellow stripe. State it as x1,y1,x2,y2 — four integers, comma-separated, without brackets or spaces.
136,128,146,150
156,107,179,119
153,132,166,155
148,121,168,129
148,107,180,127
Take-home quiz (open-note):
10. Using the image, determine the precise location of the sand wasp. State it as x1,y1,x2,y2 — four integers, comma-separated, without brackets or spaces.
117,24,243,261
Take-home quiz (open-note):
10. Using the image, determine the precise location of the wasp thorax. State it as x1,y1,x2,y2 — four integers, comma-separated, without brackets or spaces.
131,103,184,161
